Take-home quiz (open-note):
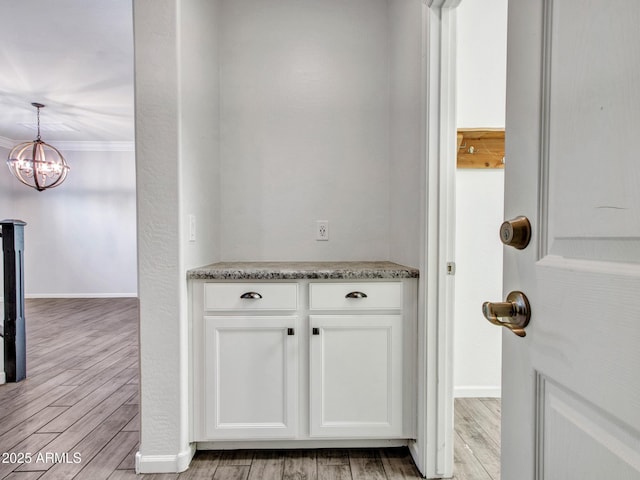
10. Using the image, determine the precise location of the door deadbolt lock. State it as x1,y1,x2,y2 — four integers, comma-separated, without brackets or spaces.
482,291,531,337
500,216,531,249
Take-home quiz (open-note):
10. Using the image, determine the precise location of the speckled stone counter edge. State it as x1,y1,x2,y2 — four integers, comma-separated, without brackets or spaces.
188,261,419,280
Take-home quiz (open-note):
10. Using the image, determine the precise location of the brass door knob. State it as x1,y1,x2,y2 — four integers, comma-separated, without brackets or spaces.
482,291,531,337
500,216,531,249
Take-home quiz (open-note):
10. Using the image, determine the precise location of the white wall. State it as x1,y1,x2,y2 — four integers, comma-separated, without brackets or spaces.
388,0,423,268
180,0,221,270
219,0,392,261
457,0,508,128
454,170,504,396
454,0,508,397
0,145,137,297
135,0,185,468
134,0,222,471
0,145,13,351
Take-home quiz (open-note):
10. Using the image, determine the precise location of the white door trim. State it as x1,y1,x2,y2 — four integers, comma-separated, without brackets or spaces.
411,1,460,478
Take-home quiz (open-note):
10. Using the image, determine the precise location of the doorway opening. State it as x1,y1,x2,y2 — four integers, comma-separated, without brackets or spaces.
451,0,507,478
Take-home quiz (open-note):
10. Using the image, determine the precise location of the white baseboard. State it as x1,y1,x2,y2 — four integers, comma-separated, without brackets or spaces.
24,293,138,299
0,372,5,385
454,386,501,398
135,445,195,474
1,294,137,302
408,441,425,478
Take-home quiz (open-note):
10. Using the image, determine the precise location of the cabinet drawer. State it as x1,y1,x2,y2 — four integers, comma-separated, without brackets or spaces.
204,283,298,311
309,282,402,310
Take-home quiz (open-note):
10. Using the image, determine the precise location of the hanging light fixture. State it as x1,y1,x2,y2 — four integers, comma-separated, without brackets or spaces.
7,102,70,192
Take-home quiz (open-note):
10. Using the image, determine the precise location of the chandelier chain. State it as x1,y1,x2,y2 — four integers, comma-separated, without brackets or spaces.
36,105,41,141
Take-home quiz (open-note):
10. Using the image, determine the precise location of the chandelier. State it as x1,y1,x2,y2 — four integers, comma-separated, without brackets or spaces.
7,103,70,192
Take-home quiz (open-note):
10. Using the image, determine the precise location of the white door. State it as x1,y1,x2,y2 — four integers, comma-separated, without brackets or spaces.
499,0,640,478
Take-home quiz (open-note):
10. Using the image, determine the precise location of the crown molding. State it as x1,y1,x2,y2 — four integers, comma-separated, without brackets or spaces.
54,141,135,152
0,135,134,152
0,136,13,149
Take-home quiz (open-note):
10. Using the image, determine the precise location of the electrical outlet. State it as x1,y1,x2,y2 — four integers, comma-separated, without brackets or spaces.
316,220,329,241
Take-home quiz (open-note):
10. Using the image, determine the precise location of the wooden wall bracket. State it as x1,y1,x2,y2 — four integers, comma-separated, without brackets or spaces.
457,128,505,169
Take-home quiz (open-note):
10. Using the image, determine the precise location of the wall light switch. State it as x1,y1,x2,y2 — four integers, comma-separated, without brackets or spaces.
188,215,196,242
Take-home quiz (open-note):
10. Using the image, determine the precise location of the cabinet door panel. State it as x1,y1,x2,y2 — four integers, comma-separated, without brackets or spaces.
309,315,403,438
204,316,297,439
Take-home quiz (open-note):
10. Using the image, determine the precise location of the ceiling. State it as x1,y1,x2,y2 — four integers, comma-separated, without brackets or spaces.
0,0,134,144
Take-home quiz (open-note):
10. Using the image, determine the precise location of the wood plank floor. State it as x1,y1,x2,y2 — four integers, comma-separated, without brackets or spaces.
0,299,500,479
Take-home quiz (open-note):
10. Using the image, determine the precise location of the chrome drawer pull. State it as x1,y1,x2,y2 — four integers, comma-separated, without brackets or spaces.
345,291,367,299
240,292,262,299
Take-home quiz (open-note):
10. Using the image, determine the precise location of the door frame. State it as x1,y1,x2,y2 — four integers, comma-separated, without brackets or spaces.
412,0,461,477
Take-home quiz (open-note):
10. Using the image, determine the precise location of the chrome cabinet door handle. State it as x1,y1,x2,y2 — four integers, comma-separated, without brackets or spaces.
345,291,367,299
240,292,262,299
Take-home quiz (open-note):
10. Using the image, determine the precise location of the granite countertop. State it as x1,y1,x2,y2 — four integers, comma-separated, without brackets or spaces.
188,261,419,280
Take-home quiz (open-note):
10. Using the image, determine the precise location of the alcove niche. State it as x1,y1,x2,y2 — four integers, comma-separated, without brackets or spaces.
133,0,433,474
176,0,425,267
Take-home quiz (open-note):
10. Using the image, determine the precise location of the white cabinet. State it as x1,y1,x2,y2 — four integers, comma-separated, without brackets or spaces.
309,314,403,438
192,277,416,444
203,316,297,439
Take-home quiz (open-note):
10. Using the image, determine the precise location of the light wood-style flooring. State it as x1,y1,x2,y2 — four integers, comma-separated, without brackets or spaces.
0,298,499,479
